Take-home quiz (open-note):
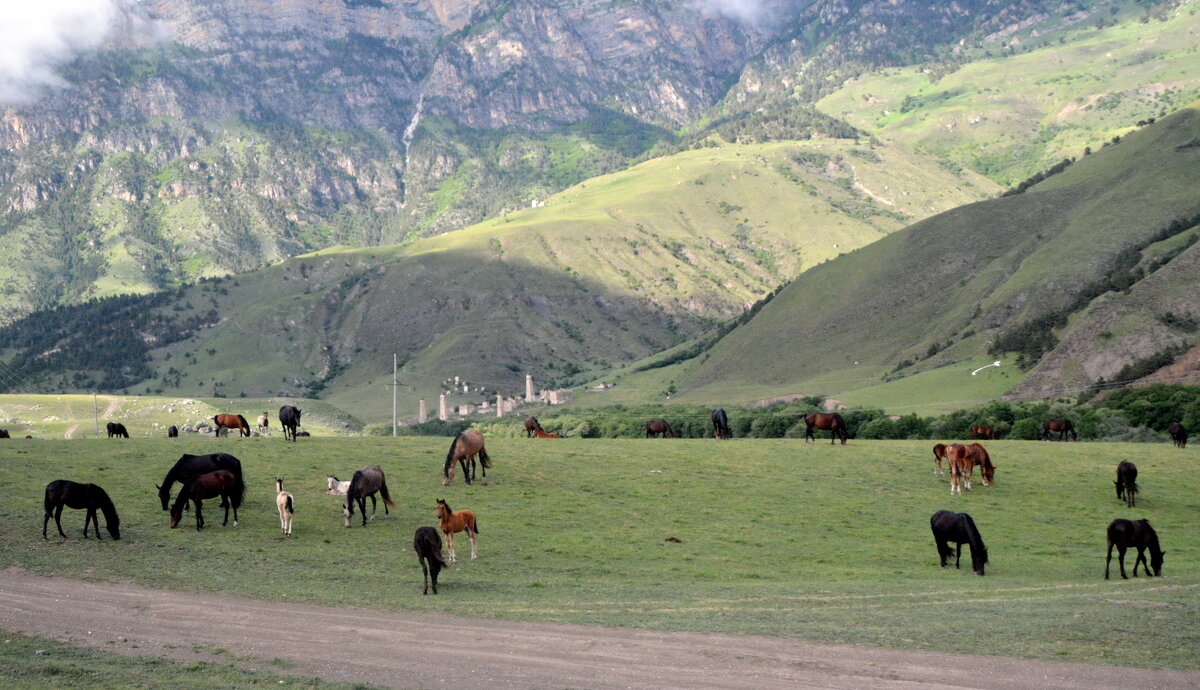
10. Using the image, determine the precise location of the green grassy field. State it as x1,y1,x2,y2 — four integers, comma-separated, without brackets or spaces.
2,437,1197,669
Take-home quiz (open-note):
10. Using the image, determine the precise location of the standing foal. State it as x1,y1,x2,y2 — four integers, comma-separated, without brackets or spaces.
275,478,294,536
436,498,478,562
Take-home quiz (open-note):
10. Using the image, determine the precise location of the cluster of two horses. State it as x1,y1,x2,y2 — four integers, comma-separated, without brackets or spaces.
414,499,479,595
931,443,996,495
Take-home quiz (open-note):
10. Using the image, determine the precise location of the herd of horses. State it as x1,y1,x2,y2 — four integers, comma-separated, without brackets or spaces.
97,405,306,441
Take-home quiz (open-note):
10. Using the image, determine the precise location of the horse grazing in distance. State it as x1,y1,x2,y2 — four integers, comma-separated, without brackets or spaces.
443,429,491,486
326,475,350,495
0,428,9,439
930,510,988,575
43,480,120,540
969,425,997,440
1167,422,1187,448
170,470,240,530
213,414,251,437
1106,518,1163,579
931,443,948,476
414,526,448,595
533,429,559,438
805,412,847,445
436,498,478,562
523,416,543,438
275,478,294,537
965,443,995,486
711,408,732,439
157,453,245,512
344,465,397,527
167,425,179,438
106,422,129,438
645,419,675,438
1115,461,1138,508
1042,419,1077,441
257,411,270,435
279,405,302,442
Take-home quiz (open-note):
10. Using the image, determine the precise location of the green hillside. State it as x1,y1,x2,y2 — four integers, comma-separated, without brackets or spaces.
603,101,1200,410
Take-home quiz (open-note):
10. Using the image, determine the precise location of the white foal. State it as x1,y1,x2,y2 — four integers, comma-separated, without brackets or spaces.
275,478,294,536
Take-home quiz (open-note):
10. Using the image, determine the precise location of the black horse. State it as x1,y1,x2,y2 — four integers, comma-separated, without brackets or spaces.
1167,422,1187,448
711,408,732,439
167,425,179,438
279,405,302,442
106,422,129,438
414,526,448,595
157,453,245,513
1106,518,1164,579
1115,461,1138,508
930,510,988,575
43,480,120,540
344,465,397,527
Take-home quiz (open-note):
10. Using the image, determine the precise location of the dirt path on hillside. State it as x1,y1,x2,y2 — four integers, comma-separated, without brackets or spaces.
1,571,1196,689
102,397,120,418
64,424,79,439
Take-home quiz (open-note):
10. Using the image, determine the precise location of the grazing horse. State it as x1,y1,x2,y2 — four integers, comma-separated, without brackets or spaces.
43,480,120,540
169,470,240,530
279,405,302,442
965,443,995,486
523,416,544,438
257,411,270,435
167,425,179,438
106,422,129,438
443,429,491,486
805,412,848,445
645,419,675,438
969,425,997,440
1115,461,1138,508
1167,422,1187,448
275,478,294,536
157,453,245,513
213,414,251,437
931,443,948,476
326,475,350,495
414,526,448,595
711,408,732,439
930,510,988,575
344,465,397,527
1042,419,1077,441
0,428,9,439
1106,518,1163,579
436,498,478,562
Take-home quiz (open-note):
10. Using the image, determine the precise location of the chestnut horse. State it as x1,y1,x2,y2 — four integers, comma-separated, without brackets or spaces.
1167,422,1187,448
43,480,120,540
966,443,995,486
711,408,732,439
931,443,948,476
1115,461,1138,508
414,526,448,594
805,412,847,445
443,429,491,485
213,414,251,437
436,498,478,562
169,470,240,530
1106,518,1163,579
969,425,997,440
533,429,559,438
1042,419,1077,441
523,416,543,438
645,419,675,438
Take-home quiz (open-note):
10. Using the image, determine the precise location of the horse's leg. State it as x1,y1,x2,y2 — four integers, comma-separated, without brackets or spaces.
54,505,68,538
445,531,456,562
469,526,478,560
368,494,378,522
1105,542,1114,579
1118,545,1129,579
954,542,962,569
459,458,471,485
43,507,53,539
85,507,97,539
421,556,430,594
1133,547,1146,577
194,499,204,530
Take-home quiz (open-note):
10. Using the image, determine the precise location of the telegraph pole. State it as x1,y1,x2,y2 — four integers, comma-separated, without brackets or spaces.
93,392,99,438
392,353,398,437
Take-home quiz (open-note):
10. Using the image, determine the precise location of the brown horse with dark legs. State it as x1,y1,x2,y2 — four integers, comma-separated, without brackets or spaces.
523,416,543,438
805,412,847,444
969,425,997,440
169,470,240,530
1115,461,1138,508
1042,419,1077,441
213,414,251,437
931,444,948,476
1167,422,1187,448
436,498,478,562
43,480,120,540
645,419,675,438
414,526,448,594
1106,519,1163,579
343,465,397,527
443,429,491,485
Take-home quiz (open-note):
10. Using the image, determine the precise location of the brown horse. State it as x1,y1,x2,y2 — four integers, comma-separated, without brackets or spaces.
1106,519,1163,579
966,443,995,485
213,414,251,437
169,470,240,530
443,429,491,486
523,416,543,438
436,498,478,562
805,412,847,444
1167,422,1187,448
43,480,120,540
533,429,559,438
946,444,973,495
932,443,948,476
1042,419,1077,441
646,419,675,438
969,425,997,440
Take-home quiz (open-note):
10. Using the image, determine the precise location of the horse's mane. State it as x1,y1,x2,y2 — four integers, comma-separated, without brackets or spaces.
438,498,452,514
960,513,988,570
444,433,463,477
91,485,119,524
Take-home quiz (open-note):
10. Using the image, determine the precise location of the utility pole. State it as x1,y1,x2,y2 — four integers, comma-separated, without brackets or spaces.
392,353,398,437
93,392,99,438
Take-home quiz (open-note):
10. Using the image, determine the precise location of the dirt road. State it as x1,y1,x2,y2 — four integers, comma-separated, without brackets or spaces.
1,569,1196,689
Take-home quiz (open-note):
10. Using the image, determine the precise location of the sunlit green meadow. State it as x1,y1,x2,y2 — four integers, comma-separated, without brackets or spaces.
1,436,1197,669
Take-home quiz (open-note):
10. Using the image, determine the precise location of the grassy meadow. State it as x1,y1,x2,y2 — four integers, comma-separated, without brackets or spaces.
1,436,1197,669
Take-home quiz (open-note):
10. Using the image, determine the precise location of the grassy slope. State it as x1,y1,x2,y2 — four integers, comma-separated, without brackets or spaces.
817,3,1200,185
602,100,1200,409
115,139,993,424
1,437,1197,669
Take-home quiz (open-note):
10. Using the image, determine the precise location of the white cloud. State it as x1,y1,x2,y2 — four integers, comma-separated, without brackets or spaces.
0,0,158,105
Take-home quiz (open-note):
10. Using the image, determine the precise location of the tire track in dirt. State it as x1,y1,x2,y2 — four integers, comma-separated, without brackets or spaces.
0,570,1196,689
64,424,79,440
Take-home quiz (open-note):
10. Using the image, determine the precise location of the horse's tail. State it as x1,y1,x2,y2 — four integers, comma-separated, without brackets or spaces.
231,470,246,510
285,495,294,514
444,433,461,477
479,445,492,469
238,415,249,435
379,479,397,509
